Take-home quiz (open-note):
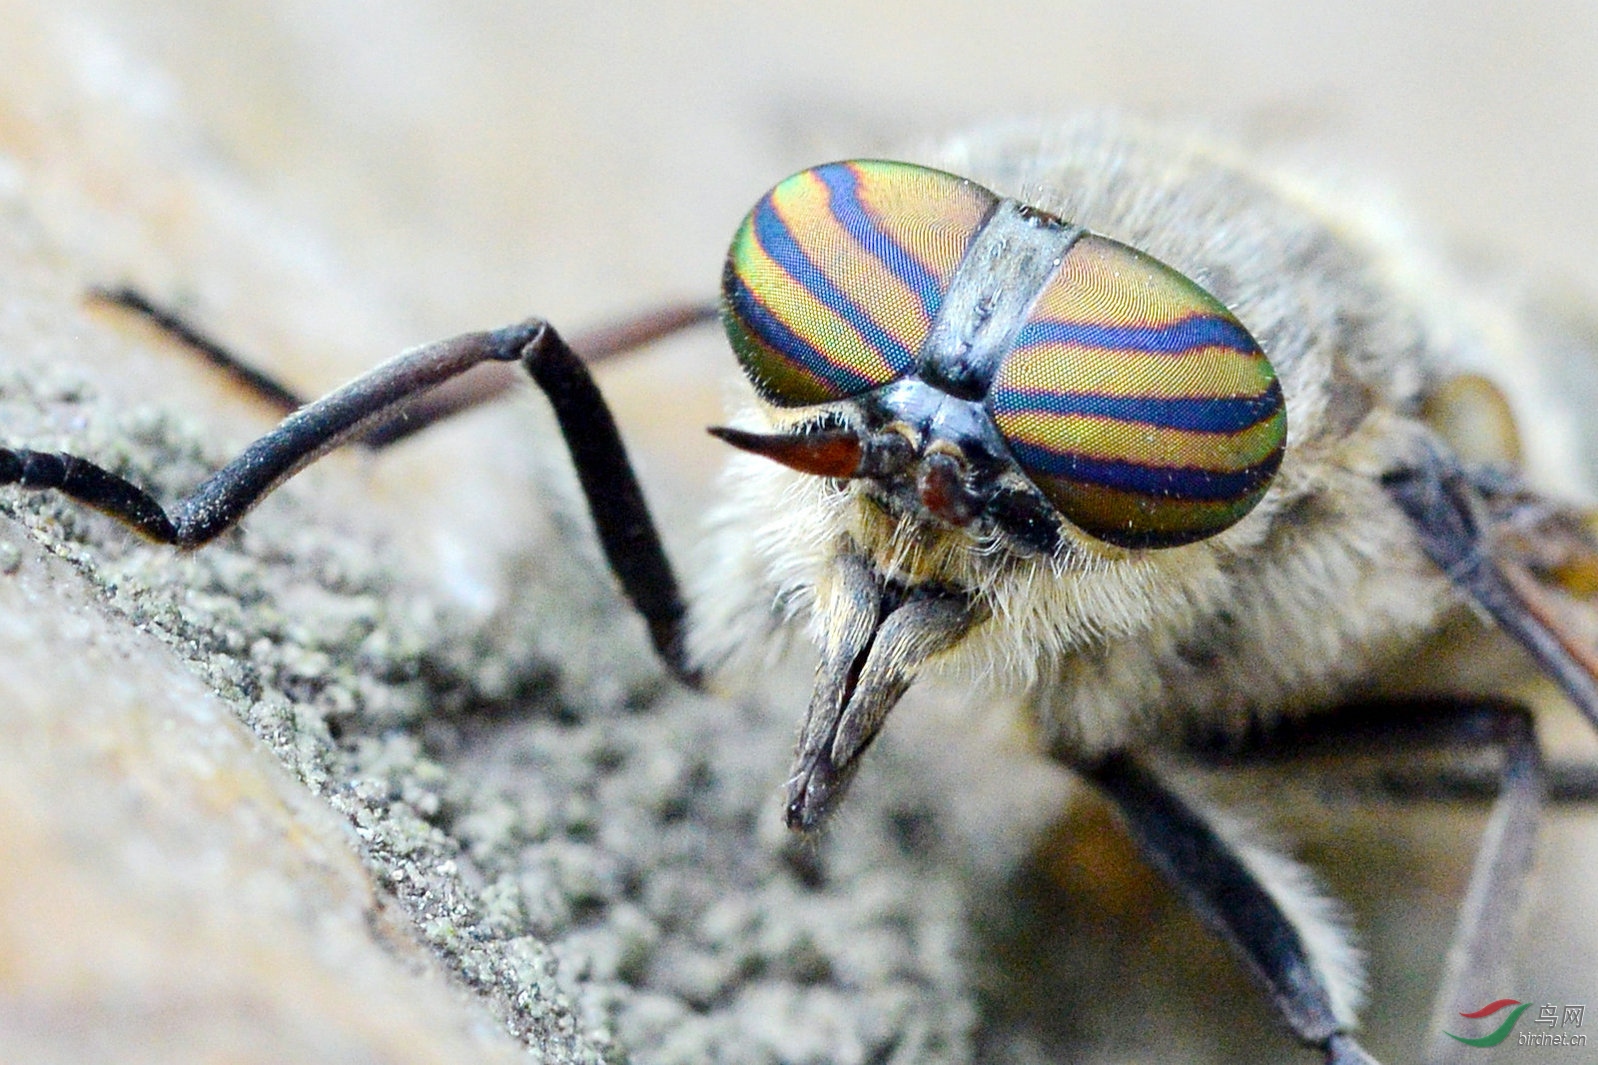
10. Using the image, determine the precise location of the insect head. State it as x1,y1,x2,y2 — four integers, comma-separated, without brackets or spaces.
716,159,1287,552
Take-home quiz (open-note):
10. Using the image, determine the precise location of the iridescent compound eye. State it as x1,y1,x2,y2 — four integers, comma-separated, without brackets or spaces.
720,160,1287,550
987,234,1286,549
722,160,996,406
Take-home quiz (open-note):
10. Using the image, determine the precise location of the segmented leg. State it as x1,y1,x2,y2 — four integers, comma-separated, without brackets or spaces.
1185,698,1548,1065
522,324,698,682
1383,438,1598,731
1074,751,1379,1064
360,302,719,448
2,319,698,684
88,286,719,448
90,286,306,412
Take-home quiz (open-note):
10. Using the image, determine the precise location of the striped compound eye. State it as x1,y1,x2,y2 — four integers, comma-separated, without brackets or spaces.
988,234,1286,549
722,160,996,406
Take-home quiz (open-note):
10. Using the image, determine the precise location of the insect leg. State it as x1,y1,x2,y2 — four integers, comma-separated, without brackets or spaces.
1383,438,1598,731
89,286,719,447
3,322,546,546
3,318,697,683
1075,752,1379,1065
1348,758,1598,803
1415,707,1542,1065
1185,699,1547,1065
1186,695,1598,802
515,323,697,685
363,302,719,448
90,286,309,412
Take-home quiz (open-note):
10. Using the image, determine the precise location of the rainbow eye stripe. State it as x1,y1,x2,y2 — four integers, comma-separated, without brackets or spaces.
721,161,1287,550
987,235,1285,548
722,160,996,405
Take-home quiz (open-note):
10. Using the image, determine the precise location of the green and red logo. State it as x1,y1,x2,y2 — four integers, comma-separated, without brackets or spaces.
1447,999,1532,1048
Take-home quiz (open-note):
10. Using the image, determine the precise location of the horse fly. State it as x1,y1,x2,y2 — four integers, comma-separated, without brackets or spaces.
7,114,1598,1065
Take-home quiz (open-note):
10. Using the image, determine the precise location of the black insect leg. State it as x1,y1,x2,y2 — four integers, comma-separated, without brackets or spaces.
516,325,699,684
1188,699,1548,1065
3,319,698,684
361,302,719,448
89,286,719,448
1075,751,1379,1065
4,323,536,544
90,286,308,413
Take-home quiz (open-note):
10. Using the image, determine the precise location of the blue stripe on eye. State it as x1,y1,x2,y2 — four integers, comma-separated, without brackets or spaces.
752,196,917,376
991,383,1283,434
724,270,876,398
814,164,944,322
1005,441,1281,501
1015,314,1259,354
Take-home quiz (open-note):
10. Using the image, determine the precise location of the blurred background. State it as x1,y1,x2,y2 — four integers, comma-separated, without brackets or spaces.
2,2,1596,1064
31,1,1598,307
9,2,1598,425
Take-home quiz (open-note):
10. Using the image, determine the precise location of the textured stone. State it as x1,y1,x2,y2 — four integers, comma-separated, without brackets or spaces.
0,520,535,1065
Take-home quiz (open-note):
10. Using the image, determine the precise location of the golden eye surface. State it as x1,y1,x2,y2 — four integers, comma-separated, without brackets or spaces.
987,234,1286,548
722,160,995,406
